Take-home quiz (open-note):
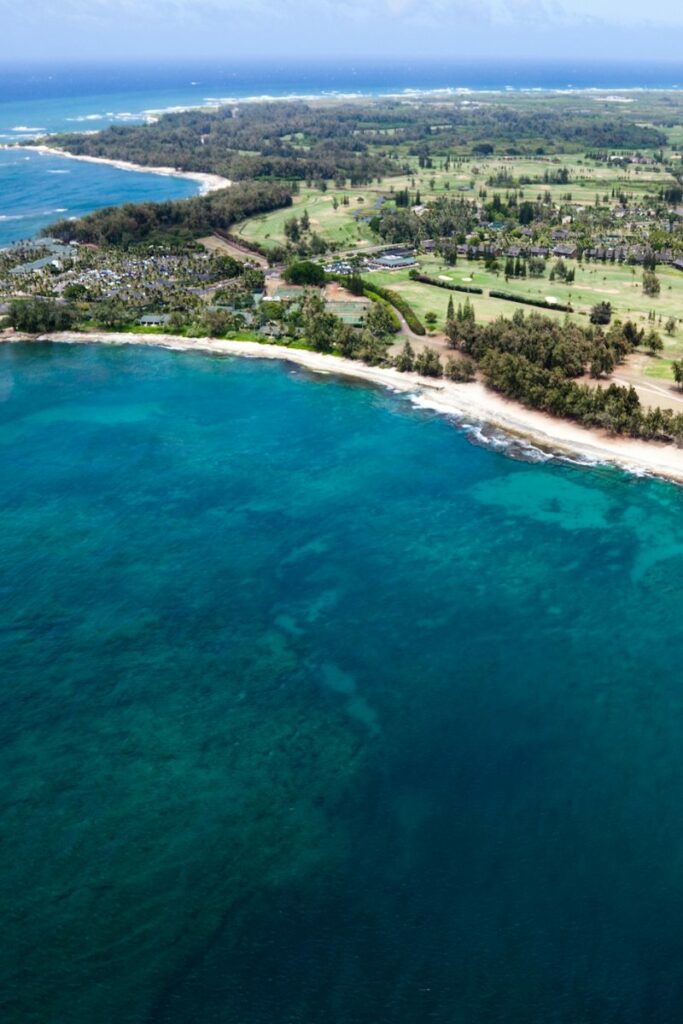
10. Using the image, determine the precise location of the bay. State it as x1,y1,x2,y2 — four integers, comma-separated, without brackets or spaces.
1,342,683,1023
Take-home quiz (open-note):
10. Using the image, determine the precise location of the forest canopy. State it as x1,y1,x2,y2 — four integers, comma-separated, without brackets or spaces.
42,100,667,186
48,182,293,246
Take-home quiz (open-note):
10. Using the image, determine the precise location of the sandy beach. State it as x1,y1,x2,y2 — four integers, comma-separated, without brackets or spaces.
13,145,232,195
5,330,682,484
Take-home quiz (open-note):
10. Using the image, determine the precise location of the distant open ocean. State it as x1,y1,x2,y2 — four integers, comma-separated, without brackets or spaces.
2,58,683,245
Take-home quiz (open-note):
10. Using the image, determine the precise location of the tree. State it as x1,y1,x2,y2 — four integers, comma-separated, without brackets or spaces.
519,201,535,225
284,217,300,243
444,355,476,382
167,311,189,335
93,299,132,329
365,301,397,339
358,330,389,365
414,347,443,377
335,324,359,359
301,292,338,352
665,317,677,337
589,345,615,379
447,295,455,321
642,270,661,297
590,302,612,325
528,257,546,278
424,311,438,330
672,360,683,390
200,309,233,337
8,299,75,333
395,341,415,372
459,298,475,323
283,260,326,286
645,329,664,356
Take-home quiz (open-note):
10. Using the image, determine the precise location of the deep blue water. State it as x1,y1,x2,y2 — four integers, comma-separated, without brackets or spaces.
2,341,683,1023
2,59,683,142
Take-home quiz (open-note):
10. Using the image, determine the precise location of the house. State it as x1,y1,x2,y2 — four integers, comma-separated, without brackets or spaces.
258,324,282,338
138,314,170,326
552,244,577,259
10,256,62,275
373,254,417,270
380,246,415,258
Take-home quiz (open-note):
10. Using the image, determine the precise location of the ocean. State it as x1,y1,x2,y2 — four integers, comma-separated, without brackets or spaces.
1,341,683,1023
0,148,198,248
2,58,683,245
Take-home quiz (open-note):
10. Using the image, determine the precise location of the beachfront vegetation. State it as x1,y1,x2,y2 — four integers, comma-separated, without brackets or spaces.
7,298,75,333
49,182,293,247
43,99,666,185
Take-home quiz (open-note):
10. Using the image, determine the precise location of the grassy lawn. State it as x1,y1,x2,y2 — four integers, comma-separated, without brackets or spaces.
234,149,678,254
235,188,379,251
370,254,683,330
368,266,569,330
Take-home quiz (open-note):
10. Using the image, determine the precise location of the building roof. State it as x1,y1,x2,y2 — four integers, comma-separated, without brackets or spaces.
138,314,170,325
374,254,417,269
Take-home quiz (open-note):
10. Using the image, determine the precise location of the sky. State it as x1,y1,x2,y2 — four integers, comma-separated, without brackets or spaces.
2,0,683,62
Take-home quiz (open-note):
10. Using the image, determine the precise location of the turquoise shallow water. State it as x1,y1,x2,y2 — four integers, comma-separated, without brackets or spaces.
2,342,683,1023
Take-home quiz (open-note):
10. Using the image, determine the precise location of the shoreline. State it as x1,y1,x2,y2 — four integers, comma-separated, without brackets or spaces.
4,330,683,484
9,145,232,196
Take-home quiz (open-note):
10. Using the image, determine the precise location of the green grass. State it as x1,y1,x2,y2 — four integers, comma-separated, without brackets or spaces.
368,264,570,330
233,148,678,256
367,256,683,333
235,188,378,251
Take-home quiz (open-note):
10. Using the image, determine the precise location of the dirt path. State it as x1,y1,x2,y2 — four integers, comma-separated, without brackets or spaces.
613,375,683,411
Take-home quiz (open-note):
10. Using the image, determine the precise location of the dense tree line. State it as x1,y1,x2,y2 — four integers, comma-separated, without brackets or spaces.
48,182,292,247
488,290,574,313
480,350,683,442
447,310,681,442
7,299,75,333
412,273,483,295
38,101,667,189
375,195,476,247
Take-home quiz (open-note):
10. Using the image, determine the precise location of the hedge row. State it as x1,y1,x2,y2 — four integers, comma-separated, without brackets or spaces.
488,290,573,313
361,280,426,335
362,288,402,333
413,273,483,295
218,231,271,259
